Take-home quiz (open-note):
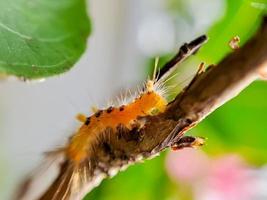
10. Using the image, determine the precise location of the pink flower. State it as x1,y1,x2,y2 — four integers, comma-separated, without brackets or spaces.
197,155,252,200
165,149,210,184
166,150,253,200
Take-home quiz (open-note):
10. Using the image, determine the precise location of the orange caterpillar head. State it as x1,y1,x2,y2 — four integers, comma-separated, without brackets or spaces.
129,79,167,116
138,90,167,115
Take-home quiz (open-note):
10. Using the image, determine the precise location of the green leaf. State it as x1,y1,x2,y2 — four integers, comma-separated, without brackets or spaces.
0,0,90,79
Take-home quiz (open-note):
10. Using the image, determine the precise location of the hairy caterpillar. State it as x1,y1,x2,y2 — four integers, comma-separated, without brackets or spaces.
14,35,207,200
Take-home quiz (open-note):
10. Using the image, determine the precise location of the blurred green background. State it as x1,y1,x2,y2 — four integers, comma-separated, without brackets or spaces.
85,0,267,199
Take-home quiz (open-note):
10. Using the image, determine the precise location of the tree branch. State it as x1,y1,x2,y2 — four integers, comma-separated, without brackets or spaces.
82,17,267,196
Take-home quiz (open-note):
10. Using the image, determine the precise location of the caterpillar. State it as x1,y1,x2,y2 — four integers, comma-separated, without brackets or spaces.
14,35,207,200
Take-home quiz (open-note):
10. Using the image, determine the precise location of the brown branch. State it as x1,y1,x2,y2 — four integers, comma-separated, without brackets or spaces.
82,17,267,196
157,35,207,80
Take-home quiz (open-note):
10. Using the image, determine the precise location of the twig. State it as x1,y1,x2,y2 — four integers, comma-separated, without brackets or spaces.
157,35,207,80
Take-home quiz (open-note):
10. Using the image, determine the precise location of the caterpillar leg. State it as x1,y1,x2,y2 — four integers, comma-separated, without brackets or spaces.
76,113,87,123
171,136,205,151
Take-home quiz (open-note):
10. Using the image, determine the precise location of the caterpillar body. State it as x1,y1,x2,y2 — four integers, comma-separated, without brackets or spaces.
15,35,207,200
68,81,167,163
